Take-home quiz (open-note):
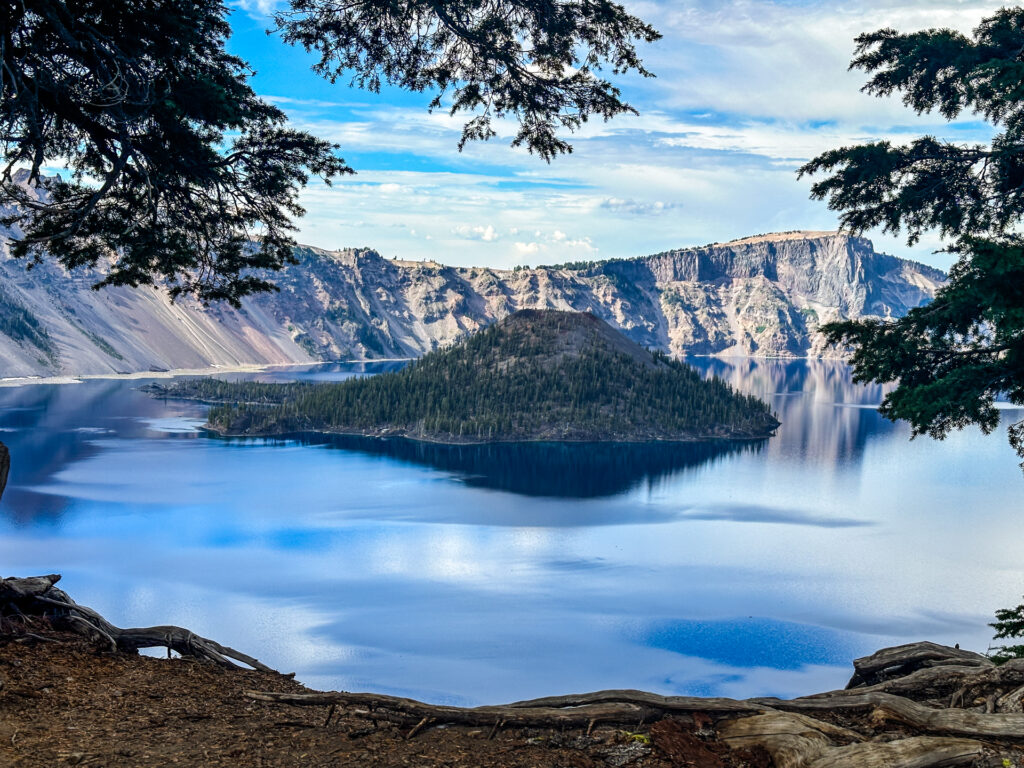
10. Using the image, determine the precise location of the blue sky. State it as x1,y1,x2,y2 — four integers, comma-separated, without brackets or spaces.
227,0,1004,271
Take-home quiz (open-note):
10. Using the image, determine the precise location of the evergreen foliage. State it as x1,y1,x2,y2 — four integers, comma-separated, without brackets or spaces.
0,288,56,359
800,8,1024,466
161,311,778,443
1,0,351,305
991,598,1024,663
276,0,660,161
2,0,658,301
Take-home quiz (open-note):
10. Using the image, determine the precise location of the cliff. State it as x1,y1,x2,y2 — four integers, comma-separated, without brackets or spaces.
0,228,944,377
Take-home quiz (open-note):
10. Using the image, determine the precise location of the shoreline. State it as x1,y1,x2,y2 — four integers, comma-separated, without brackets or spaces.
0,351,851,389
203,424,779,446
0,357,414,388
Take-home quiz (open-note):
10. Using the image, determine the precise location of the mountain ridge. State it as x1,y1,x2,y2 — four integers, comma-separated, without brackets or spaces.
0,228,944,378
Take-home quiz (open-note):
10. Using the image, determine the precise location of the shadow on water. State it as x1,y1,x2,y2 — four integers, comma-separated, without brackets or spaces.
0,379,206,524
229,432,767,498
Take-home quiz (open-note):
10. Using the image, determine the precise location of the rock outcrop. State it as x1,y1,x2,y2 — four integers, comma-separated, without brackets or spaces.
0,229,944,377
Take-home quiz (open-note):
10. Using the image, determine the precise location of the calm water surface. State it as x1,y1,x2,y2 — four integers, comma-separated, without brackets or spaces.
1,359,1022,705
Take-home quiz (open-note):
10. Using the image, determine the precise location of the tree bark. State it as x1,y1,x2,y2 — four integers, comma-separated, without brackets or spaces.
845,642,992,688
0,440,9,504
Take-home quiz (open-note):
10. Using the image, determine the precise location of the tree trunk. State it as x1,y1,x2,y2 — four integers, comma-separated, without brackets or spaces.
0,441,9,503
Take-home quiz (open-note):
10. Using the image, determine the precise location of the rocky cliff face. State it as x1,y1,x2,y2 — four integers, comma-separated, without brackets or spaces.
0,230,944,378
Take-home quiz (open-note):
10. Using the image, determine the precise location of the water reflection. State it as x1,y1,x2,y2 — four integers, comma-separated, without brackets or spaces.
1,360,1023,705
236,434,766,498
0,380,204,524
689,356,899,464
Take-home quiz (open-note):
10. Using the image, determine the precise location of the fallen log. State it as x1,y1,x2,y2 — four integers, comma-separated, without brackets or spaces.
0,574,279,673
762,657,1024,711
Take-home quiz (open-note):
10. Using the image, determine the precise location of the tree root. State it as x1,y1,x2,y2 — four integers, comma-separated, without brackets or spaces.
7,573,1023,764
246,639,1024,764
845,642,994,689
718,712,984,768
243,688,764,731
0,574,279,673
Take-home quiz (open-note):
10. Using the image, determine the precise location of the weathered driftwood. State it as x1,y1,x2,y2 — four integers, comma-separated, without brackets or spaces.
0,574,278,673
758,690,1024,739
0,440,8,503
244,688,765,733
503,688,755,713
247,640,1024,764
718,712,984,768
845,641,992,688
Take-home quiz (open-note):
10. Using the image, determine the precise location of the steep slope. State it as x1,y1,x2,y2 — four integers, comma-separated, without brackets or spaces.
0,229,944,378
159,309,779,443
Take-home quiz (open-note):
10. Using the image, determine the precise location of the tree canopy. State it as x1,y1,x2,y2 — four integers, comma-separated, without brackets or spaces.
1,0,351,304
276,0,660,161
1,0,658,303
800,7,1024,466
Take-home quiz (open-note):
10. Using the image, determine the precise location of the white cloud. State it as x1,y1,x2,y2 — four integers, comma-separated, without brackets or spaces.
601,198,680,215
452,224,500,242
230,0,280,18
268,0,1007,271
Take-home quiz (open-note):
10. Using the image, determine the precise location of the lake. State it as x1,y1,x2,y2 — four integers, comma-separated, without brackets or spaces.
1,358,1022,706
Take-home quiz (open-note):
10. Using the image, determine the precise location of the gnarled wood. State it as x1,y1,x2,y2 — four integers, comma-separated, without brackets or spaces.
0,574,61,600
505,688,764,714
761,689,1024,739
809,738,985,768
720,712,983,768
759,657,1024,710
247,642,1024,764
6,581,1020,765
1,574,278,673
243,689,763,729
846,642,992,689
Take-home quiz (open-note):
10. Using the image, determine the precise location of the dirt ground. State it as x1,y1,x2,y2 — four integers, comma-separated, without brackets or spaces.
0,632,770,768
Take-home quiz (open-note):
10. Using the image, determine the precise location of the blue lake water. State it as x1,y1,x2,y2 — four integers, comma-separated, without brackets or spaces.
1,358,1023,705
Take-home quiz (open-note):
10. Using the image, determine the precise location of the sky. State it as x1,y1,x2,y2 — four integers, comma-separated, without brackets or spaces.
226,0,1006,271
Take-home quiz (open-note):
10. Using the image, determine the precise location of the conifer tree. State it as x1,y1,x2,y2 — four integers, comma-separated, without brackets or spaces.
2,0,658,302
801,7,1024,465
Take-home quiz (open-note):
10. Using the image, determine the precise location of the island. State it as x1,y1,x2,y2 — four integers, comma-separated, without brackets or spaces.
147,309,780,443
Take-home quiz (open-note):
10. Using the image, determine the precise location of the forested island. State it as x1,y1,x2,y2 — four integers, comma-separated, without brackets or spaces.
148,310,778,443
